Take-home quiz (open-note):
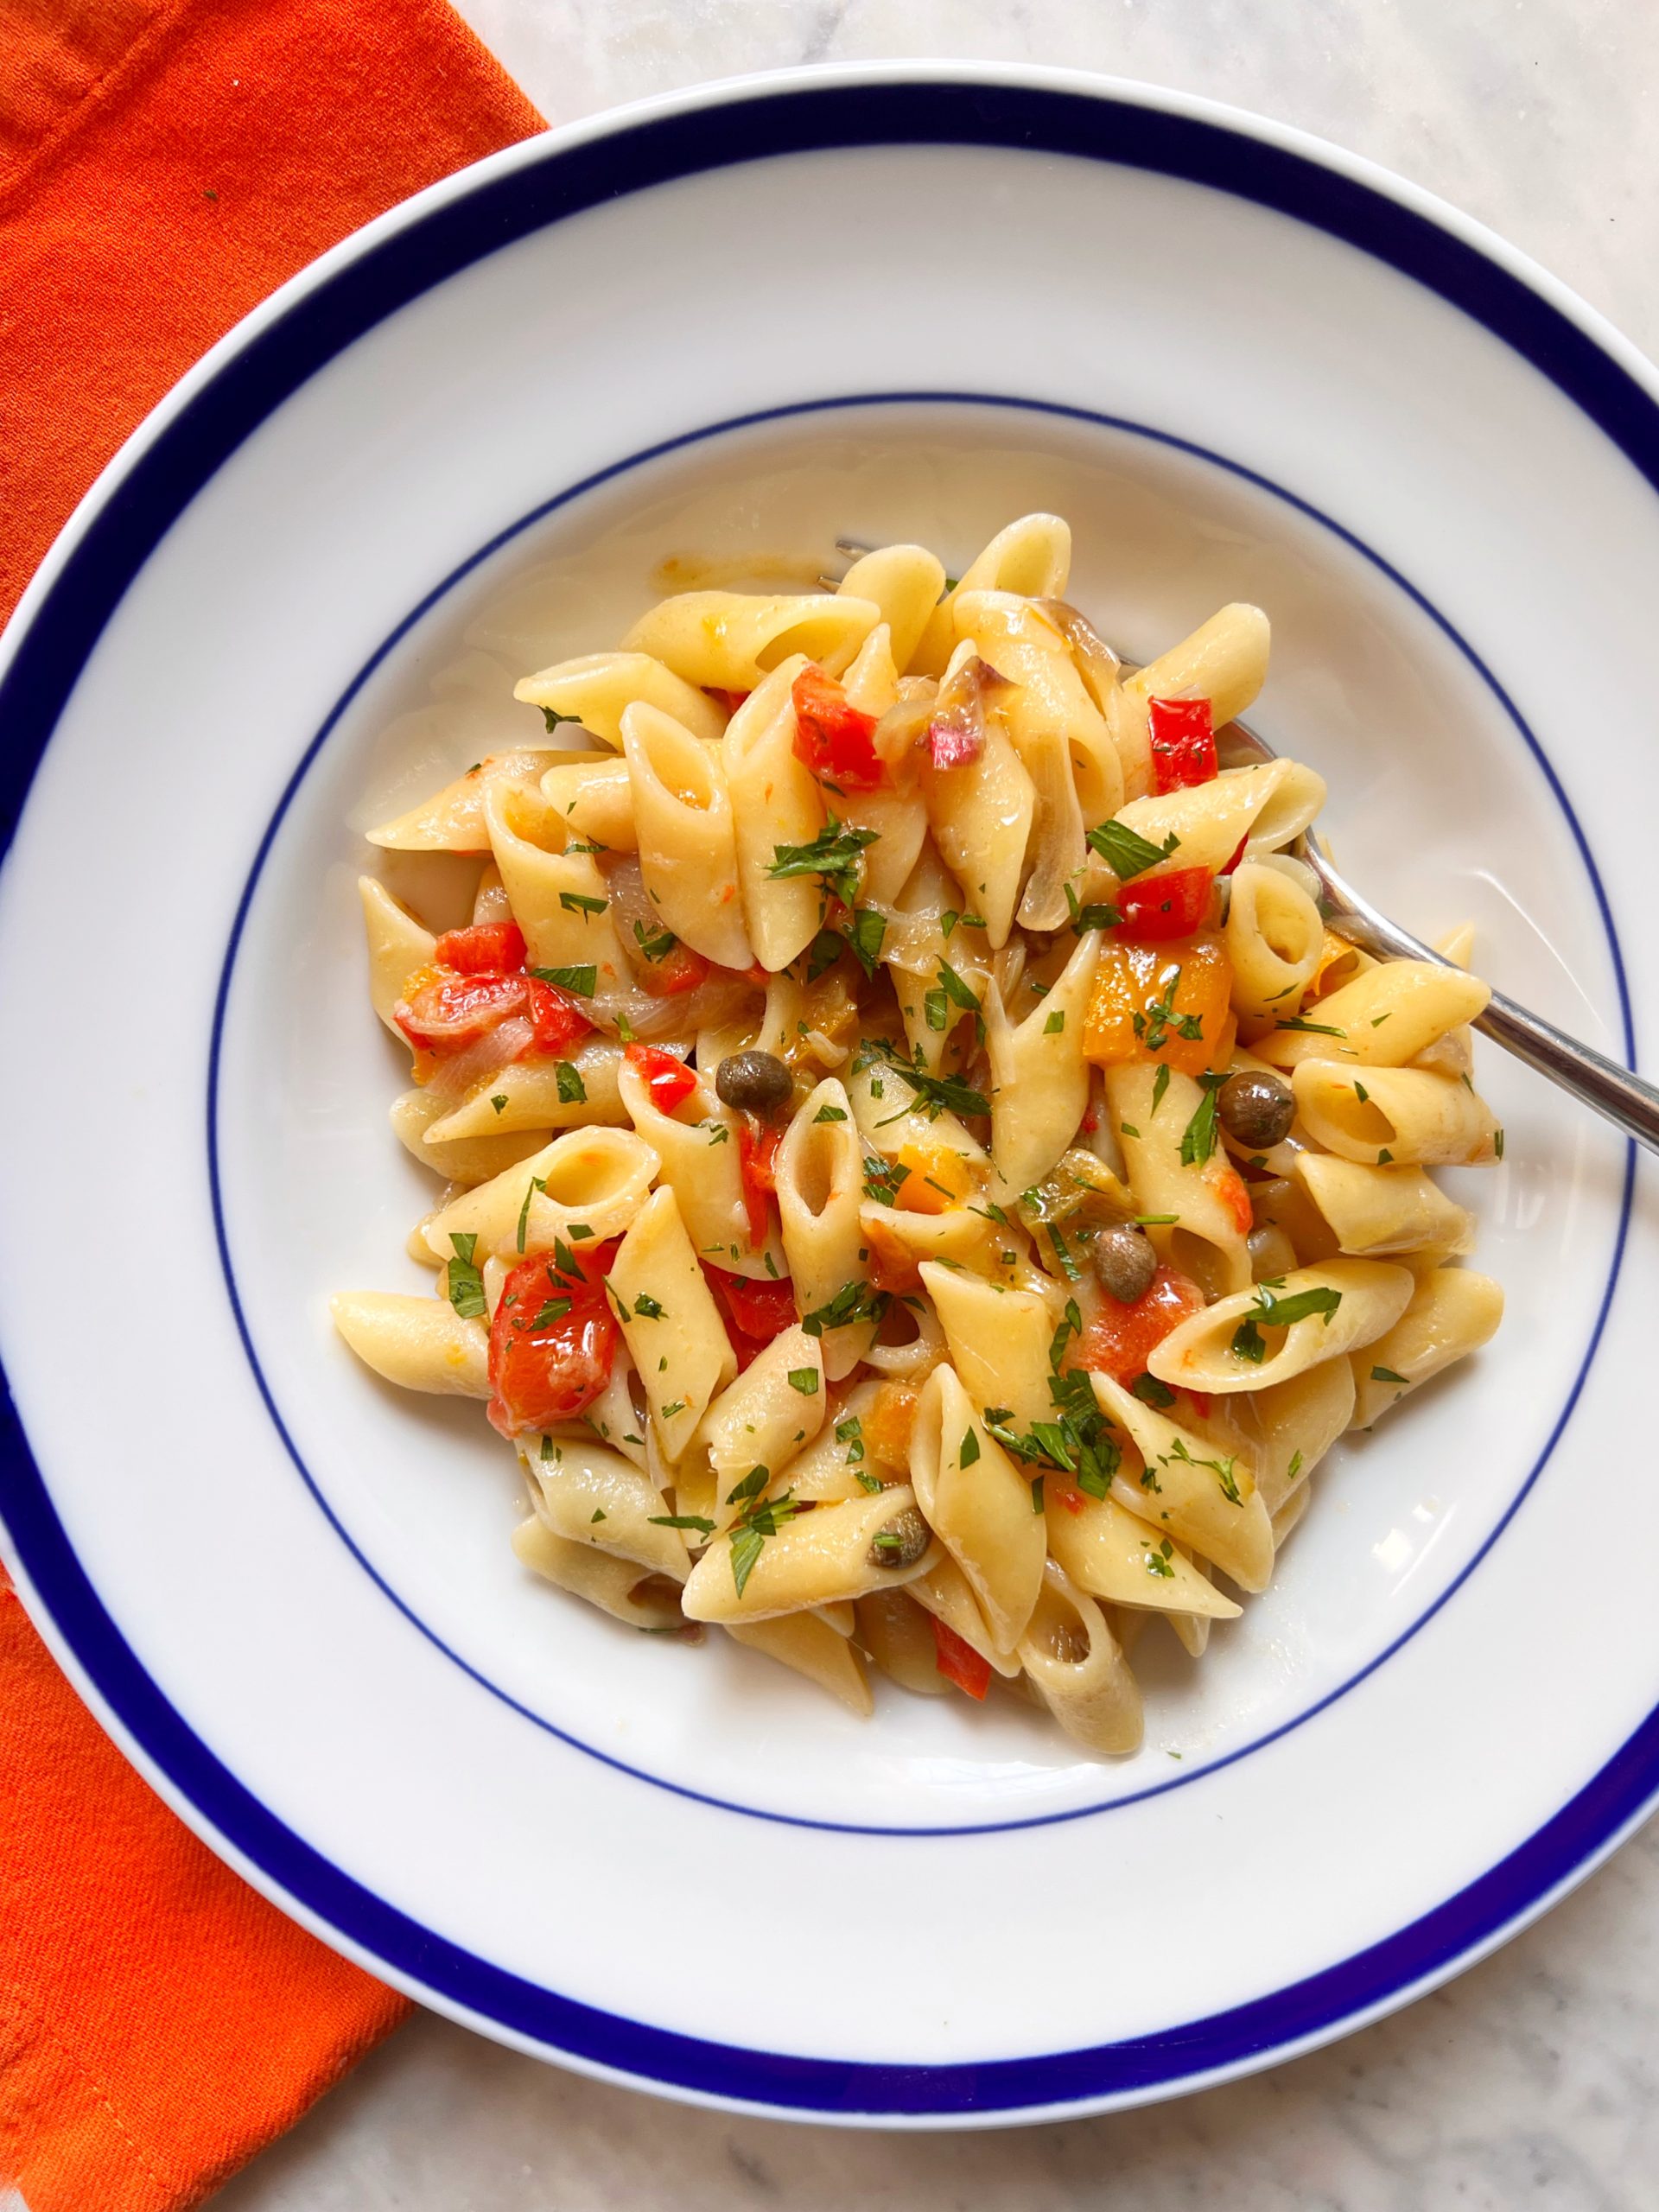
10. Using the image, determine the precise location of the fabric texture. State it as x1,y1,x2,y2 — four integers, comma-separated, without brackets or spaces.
0,1,543,2202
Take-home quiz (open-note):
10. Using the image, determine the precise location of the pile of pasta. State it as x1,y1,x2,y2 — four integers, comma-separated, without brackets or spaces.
334,514,1503,1756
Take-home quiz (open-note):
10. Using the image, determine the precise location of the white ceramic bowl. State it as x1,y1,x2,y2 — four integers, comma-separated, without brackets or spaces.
2,64,1656,2125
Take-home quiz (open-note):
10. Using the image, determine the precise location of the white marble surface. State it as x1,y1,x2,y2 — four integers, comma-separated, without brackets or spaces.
215,6,1659,2202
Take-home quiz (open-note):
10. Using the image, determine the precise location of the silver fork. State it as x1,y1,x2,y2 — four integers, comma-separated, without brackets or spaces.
826,543,1656,1156
1216,716,1658,1159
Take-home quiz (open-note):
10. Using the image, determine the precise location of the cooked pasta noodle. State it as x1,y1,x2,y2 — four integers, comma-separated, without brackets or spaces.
336,513,1504,1752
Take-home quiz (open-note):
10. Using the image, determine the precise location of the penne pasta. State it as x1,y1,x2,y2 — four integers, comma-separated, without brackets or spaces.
340,518,1505,1747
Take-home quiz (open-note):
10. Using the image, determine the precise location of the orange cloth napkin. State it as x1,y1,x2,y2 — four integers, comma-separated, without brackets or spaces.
0,3,542,2203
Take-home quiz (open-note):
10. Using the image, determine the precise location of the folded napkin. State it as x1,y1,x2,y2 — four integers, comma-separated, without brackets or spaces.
0,3,541,2202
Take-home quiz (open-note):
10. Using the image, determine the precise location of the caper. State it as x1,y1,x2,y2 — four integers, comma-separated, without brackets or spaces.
715,1049,793,1118
1091,1223,1159,1306
867,1505,931,1570
1217,1069,1295,1149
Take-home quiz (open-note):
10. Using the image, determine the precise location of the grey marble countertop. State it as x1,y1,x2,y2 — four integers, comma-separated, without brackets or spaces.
217,5,1659,2202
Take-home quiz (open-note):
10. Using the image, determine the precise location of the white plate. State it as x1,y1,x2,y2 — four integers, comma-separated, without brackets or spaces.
1,64,1656,2125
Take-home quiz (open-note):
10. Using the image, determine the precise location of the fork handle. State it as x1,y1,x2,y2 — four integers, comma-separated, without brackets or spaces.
1472,987,1658,1158
1326,906,1656,1158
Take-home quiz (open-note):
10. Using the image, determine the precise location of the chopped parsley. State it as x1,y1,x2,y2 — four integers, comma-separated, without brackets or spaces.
842,906,887,978
649,1511,715,1534
444,1231,486,1319
1086,818,1181,881
766,818,880,906
787,1369,820,1395
1179,1071,1228,1166
1163,1434,1243,1505
1370,1365,1408,1386
516,1174,547,1253
1144,1538,1176,1580
1130,1371,1176,1409
631,1293,666,1319
558,890,608,917
800,1281,890,1338
959,1427,981,1467
1230,1280,1344,1362
1494,1128,1505,1160
855,1036,991,1120
632,918,678,963
1063,880,1122,934
813,1103,848,1123
490,1093,508,1115
555,1062,587,1105
529,963,596,997
524,1297,572,1330
540,706,583,733
1044,1009,1065,1035
1276,1014,1345,1037
1150,1064,1170,1115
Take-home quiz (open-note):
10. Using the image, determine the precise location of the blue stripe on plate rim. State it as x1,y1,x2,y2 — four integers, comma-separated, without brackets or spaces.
208,385,1632,1843
0,73,1651,2116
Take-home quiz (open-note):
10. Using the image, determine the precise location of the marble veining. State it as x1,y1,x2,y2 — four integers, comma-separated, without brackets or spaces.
215,4,1659,2202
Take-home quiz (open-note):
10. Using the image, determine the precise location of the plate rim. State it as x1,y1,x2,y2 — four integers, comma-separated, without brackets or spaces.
1,61,1656,2123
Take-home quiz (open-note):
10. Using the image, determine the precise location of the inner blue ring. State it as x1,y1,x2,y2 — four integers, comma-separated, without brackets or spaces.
211,386,1632,1841
0,78,1654,2113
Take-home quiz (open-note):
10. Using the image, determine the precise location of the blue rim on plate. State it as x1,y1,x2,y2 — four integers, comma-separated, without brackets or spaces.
0,74,1651,2116
208,385,1632,1840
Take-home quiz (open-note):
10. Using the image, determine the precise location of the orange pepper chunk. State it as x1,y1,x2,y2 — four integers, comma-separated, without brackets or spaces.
1082,932,1233,1077
864,1380,920,1470
893,1139,974,1216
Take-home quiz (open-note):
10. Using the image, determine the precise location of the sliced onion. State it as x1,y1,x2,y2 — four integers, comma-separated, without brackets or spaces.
1033,599,1123,709
925,655,1013,770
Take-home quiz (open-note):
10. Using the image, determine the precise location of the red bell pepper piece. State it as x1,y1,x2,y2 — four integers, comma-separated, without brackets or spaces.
522,976,593,1057
931,1618,991,1700
486,1240,621,1437
1219,835,1249,877
737,1116,783,1249
433,920,526,975
702,1264,798,1369
625,1041,698,1116
395,971,525,1054
639,941,710,996
791,667,885,791
1116,867,1215,940
1147,696,1218,793
1073,1266,1207,1387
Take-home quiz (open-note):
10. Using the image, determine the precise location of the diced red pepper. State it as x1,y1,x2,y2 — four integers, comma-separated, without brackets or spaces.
522,976,593,1057
1116,867,1216,941
626,1042,698,1116
1073,1265,1206,1386
702,1263,798,1369
639,941,710,997
931,1618,991,1700
791,667,885,791
1219,835,1249,877
1147,696,1218,793
737,1116,783,1250
395,971,526,1054
1183,1389,1212,1420
486,1240,621,1438
433,920,526,975
709,688,752,717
